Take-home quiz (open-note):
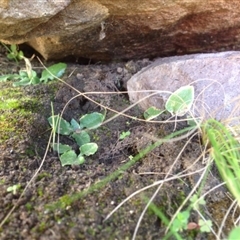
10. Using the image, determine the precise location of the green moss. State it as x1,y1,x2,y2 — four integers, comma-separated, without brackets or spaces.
0,83,42,144
36,172,52,181
38,221,47,232
25,202,34,212
0,79,60,147
0,179,5,185
37,187,44,197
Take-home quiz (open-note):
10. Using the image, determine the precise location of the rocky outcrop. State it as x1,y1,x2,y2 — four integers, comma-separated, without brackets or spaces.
127,51,240,124
1,1,240,61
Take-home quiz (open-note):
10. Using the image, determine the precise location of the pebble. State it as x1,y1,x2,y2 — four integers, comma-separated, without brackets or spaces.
117,67,123,74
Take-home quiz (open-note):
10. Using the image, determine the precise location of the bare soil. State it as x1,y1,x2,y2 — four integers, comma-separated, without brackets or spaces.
0,48,235,240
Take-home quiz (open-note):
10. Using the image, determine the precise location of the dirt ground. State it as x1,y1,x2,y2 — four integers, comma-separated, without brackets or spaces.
0,47,236,240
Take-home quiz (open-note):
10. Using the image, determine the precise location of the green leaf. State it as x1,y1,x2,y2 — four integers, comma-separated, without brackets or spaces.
60,150,84,166
199,219,212,233
172,211,190,232
79,112,105,129
52,143,72,154
190,195,206,211
80,143,98,156
48,115,73,135
10,44,17,52
13,78,31,87
228,227,240,240
144,106,165,120
10,70,39,86
7,183,21,195
72,131,90,147
0,74,20,82
7,53,14,60
19,70,28,78
40,63,67,83
18,51,24,60
119,131,131,140
31,75,40,84
165,85,194,116
70,118,81,131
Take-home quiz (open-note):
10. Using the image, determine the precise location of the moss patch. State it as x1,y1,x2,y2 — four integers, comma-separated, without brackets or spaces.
0,82,42,143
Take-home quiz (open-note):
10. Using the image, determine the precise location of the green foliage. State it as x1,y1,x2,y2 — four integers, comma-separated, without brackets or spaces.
52,143,72,154
228,227,240,240
48,113,105,166
0,62,67,86
60,150,85,166
144,106,164,120
80,143,98,156
2,43,24,62
198,219,212,233
189,194,206,211
204,119,240,240
165,85,194,116
160,194,212,237
119,131,131,140
40,63,67,83
72,131,90,147
204,119,240,205
0,44,67,86
144,85,194,120
48,115,73,135
7,184,21,195
172,210,190,232
80,112,105,129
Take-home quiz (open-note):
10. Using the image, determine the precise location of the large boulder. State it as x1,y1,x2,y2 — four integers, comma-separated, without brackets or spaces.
127,51,240,124
1,1,240,61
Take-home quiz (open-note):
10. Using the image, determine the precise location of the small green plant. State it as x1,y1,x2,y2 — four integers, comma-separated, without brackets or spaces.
2,43,24,62
165,85,194,116
0,43,67,86
48,112,105,166
204,119,240,239
204,120,240,204
7,184,21,195
0,61,67,86
170,194,212,234
144,85,195,120
119,131,131,140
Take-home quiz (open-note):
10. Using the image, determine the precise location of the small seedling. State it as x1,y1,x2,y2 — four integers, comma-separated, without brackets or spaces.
7,184,21,195
165,85,194,116
198,219,212,233
171,210,190,232
48,112,105,166
189,194,206,211
1,43,24,62
170,194,212,236
0,61,67,86
119,131,131,140
144,85,195,121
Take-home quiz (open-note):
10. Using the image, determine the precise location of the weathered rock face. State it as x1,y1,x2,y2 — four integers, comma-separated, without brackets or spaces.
1,0,240,61
0,0,71,39
127,51,240,124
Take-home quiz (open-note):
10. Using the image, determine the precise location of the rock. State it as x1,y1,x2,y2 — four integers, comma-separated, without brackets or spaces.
0,0,71,39
127,51,240,124
1,1,240,60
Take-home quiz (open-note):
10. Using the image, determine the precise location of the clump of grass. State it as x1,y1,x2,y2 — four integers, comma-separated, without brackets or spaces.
203,119,240,239
204,119,240,205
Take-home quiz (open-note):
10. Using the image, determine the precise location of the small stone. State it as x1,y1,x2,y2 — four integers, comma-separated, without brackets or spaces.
117,67,123,74
76,73,84,80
